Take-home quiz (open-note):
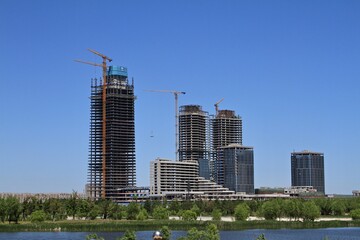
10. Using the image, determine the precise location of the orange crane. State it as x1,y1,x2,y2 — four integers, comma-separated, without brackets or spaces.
214,98,224,115
146,89,186,161
75,49,112,199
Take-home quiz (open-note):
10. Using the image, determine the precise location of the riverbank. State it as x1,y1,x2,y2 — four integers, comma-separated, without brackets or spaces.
1,219,360,232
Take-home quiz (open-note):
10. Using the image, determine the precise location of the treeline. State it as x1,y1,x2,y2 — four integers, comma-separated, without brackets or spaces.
1,192,360,224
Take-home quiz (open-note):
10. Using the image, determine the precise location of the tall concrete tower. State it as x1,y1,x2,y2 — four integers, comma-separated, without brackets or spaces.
88,66,136,202
178,105,209,162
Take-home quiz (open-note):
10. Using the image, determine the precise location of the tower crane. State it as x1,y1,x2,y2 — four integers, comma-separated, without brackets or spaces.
214,98,224,116
75,49,112,199
146,89,186,161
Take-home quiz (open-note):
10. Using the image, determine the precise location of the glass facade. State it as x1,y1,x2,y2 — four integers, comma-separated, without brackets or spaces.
291,151,325,194
222,145,254,194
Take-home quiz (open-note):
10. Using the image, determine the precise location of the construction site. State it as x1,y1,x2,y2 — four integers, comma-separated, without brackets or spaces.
77,50,136,202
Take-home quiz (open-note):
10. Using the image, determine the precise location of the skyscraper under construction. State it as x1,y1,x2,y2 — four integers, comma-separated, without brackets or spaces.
178,105,209,162
211,109,243,187
88,66,136,201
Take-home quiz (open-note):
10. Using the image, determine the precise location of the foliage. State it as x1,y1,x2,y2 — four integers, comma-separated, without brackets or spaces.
136,208,148,220
261,200,281,220
302,201,320,221
117,230,136,240
29,210,46,223
234,203,250,221
182,210,197,221
256,233,267,240
153,206,169,220
5,196,22,224
179,223,219,240
160,225,171,240
66,191,79,220
211,208,222,221
283,199,303,221
0,198,6,223
350,209,360,220
126,203,140,220
86,233,104,240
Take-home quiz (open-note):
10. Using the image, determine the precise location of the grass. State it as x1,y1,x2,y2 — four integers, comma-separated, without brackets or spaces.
0,219,360,232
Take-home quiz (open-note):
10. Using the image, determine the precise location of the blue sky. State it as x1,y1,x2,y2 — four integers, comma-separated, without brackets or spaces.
1,0,359,194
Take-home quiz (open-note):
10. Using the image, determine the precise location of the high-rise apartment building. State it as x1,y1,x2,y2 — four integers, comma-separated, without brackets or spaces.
291,150,325,194
178,105,209,162
211,109,243,184
88,66,136,202
221,144,254,194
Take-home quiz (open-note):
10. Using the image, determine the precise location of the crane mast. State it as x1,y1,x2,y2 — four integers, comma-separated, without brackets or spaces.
146,89,186,161
75,49,112,199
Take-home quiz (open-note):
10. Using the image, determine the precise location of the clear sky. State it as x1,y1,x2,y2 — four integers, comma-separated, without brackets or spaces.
1,0,359,194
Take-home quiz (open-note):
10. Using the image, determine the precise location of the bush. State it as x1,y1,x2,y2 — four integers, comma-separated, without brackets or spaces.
160,226,171,240
234,203,250,221
182,210,197,221
350,209,360,220
211,208,222,221
86,233,104,240
29,210,46,223
117,230,136,240
153,206,169,220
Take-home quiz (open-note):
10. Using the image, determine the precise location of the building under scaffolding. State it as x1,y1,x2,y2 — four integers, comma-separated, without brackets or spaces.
88,66,136,202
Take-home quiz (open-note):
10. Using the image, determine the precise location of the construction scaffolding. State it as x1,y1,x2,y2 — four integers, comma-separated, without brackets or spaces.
88,66,136,202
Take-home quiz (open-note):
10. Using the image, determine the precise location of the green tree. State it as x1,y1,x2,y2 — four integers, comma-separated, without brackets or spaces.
160,226,171,240
191,204,201,217
234,203,250,221
98,199,113,219
153,205,169,220
136,208,148,220
29,210,46,223
350,209,360,220
211,208,222,221
5,197,21,224
126,202,140,220
0,198,6,223
302,201,320,221
331,199,346,216
283,199,303,221
117,230,136,240
66,191,79,219
168,200,181,213
108,203,124,220
86,233,104,240
261,200,281,220
179,223,219,240
182,210,197,221
256,233,267,240
43,198,65,221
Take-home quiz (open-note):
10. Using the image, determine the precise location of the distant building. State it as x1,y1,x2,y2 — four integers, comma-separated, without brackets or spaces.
178,105,209,162
149,158,240,200
291,150,325,194
353,190,360,197
220,144,254,194
211,110,243,184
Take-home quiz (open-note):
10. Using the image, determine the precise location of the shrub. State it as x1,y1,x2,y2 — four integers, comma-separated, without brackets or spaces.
350,209,360,220
29,210,46,223
234,203,250,221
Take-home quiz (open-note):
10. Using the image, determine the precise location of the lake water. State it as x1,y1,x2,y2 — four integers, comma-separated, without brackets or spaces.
0,228,360,240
